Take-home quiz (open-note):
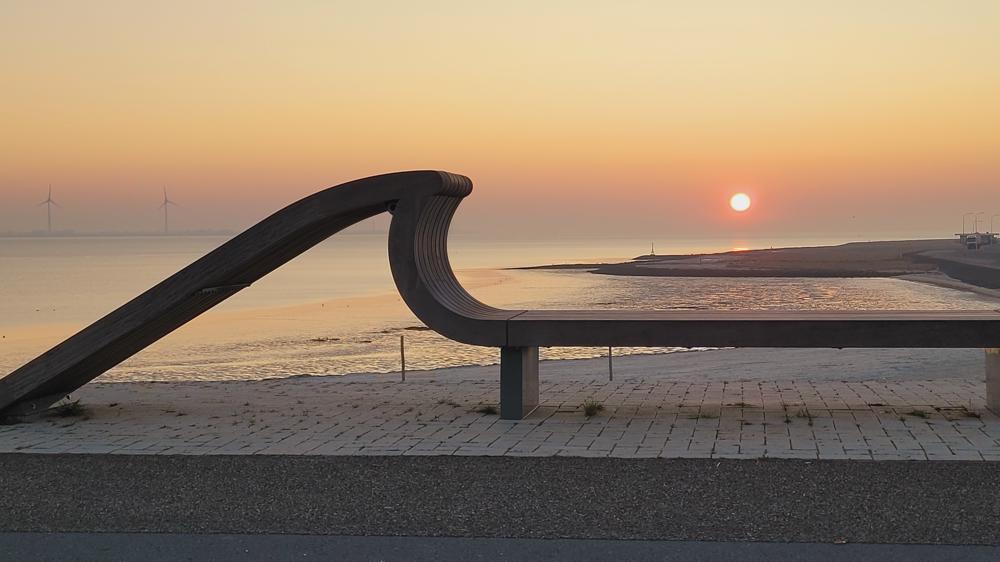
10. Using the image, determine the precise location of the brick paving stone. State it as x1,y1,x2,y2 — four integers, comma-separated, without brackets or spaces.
2,376,998,461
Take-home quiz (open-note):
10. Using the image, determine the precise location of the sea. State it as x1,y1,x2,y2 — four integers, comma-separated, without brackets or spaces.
1,231,996,382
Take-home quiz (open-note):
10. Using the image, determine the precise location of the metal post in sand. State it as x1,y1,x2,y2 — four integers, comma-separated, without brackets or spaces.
401,335,406,382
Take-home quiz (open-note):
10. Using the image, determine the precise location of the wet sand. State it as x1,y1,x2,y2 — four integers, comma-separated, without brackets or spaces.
522,239,1000,292
0,268,520,376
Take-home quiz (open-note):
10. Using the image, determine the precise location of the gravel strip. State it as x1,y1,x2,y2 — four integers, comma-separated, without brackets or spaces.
3,454,999,544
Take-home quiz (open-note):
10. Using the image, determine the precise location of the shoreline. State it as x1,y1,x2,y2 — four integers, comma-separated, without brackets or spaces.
3,239,997,384
82,346,987,387
4,263,996,384
899,273,1000,300
516,239,1000,293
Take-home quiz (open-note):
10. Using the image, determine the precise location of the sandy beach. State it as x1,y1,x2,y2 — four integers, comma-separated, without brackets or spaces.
523,239,1000,291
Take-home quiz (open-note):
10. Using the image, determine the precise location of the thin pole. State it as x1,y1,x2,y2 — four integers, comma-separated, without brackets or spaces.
608,346,613,381
400,334,406,382
162,187,171,235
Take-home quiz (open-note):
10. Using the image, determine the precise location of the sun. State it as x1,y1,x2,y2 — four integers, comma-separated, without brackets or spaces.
729,193,751,212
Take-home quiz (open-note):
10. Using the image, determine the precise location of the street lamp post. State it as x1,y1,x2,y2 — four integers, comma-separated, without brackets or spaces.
991,214,1000,234
975,212,986,233
963,212,975,235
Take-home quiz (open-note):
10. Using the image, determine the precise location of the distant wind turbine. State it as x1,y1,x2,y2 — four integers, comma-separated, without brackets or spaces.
160,187,177,234
37,185,60,234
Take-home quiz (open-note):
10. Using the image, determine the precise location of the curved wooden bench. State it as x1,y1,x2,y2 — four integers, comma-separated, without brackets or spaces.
0,171,467,415
3,170,1000,420
385,174,1000,418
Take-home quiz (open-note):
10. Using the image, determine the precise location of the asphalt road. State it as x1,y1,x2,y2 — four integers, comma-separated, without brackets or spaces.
2,454,999,546
2,533,1000,562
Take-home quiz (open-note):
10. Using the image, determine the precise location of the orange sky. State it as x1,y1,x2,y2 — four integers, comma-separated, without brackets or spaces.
1,1,998,239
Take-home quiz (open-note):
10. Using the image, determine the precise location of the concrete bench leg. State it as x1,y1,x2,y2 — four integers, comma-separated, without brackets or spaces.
500,346,539,420
987,349,1000,414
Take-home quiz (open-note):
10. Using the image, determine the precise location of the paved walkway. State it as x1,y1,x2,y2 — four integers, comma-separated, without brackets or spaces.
2,358,997,460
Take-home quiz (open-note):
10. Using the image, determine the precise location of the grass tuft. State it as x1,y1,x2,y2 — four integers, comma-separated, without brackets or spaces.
475,404,499,415
582,398,605,417
52,400,89,418
795,407,814,426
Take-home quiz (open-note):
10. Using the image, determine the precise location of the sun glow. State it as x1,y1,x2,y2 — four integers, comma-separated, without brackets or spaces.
730,193,751,212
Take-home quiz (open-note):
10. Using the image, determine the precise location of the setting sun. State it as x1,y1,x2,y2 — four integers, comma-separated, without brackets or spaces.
730,193,751,212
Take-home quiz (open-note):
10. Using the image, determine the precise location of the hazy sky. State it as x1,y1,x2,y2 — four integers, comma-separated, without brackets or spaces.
1,1,998,239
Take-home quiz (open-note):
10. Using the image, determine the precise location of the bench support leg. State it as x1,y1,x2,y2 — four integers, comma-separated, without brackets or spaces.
987,349,1000,415
500,346,539,420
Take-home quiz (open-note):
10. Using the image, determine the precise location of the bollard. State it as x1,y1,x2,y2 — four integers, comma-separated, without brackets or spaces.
400,335,406,382
608,346,613,381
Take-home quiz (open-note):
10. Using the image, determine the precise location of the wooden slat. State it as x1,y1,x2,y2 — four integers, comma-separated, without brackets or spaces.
506,312,1000,348
510,310,1000,321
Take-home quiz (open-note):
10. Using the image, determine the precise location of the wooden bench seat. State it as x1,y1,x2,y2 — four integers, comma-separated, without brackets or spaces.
506,310,1000,348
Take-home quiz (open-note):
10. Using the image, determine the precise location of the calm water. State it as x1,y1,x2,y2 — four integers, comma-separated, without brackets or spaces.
1,233,997,381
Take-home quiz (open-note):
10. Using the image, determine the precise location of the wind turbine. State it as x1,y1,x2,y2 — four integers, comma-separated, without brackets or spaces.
38,185,59,234
159,187,177,234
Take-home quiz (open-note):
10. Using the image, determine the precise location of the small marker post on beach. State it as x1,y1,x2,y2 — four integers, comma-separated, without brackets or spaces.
400,335,406,382
608,346,613,381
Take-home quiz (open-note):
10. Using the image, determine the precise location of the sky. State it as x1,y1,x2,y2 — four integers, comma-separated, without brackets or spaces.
1,1,998,239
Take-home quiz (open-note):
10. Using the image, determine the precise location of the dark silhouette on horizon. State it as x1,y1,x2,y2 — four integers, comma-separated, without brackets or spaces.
37,185,59,234
160,187,177,234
